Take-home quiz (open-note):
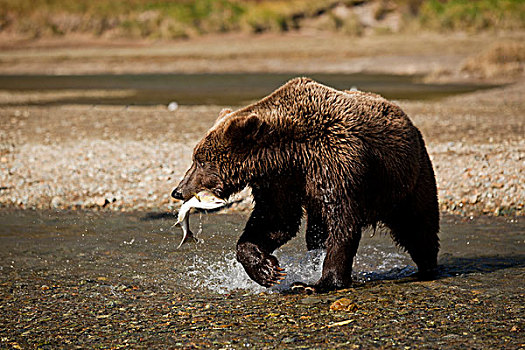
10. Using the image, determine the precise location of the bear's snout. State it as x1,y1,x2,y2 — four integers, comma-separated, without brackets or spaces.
171,188,184,200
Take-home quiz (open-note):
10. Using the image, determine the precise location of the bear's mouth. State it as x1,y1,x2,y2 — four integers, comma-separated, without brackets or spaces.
212,188,224,200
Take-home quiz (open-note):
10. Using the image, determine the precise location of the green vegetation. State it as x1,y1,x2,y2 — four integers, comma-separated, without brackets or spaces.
0,0,250,38
0,0,523,39
418,0,525,32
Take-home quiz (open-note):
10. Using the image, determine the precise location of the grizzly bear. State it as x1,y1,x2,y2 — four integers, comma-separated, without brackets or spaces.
172,77,439,292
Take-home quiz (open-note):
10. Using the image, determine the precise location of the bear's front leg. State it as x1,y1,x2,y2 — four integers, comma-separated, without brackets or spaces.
305,205,328,250
236,189,302,287
292,226,362,293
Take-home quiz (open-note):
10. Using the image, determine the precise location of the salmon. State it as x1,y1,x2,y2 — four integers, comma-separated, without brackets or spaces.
174,191,226,249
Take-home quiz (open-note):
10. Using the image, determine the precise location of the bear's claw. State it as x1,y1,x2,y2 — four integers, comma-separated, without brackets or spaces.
264,267,287,287
237,242,288,287
290,282,317,294
252,255,286,287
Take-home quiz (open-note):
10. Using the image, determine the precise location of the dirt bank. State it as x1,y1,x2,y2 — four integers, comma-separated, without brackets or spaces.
0,31,522,79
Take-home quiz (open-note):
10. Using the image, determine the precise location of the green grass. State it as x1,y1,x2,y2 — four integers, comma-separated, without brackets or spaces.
0,0,524,39
418,0,525,32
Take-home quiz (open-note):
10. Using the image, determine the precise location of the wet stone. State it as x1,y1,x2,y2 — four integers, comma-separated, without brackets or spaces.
282,337,296,344
300,296,323,305
50,196,63,208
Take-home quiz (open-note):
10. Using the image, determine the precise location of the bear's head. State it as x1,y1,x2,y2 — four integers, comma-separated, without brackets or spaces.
171,108,272,202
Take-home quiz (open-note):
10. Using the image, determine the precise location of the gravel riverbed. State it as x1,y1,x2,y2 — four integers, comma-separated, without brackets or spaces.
0,211,523,349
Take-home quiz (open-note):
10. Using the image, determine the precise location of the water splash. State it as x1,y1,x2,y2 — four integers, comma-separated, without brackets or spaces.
185,252,266,294
183,249,326,294
182,245,414,294
179,215,415,294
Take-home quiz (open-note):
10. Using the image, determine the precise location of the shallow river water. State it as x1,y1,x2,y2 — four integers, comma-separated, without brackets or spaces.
0,210,523,295
0,73,497,106
0,210,523,348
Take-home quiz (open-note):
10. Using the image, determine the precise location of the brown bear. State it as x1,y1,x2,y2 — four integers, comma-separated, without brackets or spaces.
172,77,439,292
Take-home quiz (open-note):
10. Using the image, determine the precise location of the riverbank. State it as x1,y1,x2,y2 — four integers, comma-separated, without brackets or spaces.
0,78,523,217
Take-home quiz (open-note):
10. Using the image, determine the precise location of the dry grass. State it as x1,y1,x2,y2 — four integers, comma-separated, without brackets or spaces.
462,40,525,78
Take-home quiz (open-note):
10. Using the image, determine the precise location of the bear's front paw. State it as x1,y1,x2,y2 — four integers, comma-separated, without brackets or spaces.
253,255,286,287
237,243,286,287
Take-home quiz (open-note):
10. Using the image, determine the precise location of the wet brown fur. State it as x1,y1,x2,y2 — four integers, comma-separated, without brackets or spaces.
173,77,439,292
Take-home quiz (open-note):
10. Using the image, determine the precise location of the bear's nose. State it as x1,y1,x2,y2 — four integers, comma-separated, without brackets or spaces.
171,188,183,200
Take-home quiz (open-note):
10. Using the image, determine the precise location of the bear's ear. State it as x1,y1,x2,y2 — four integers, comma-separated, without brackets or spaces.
224,114,267,144
217,108,233,121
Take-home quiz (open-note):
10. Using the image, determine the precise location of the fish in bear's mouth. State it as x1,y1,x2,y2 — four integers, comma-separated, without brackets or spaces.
173,190,227,249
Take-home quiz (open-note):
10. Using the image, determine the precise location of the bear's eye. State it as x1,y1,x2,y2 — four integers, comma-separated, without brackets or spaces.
197,160,205,168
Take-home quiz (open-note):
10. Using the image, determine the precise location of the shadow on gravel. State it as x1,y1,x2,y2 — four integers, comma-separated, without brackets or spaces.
437,254,525,278
373,255,525,286
140,204,242,221
140,212,177,221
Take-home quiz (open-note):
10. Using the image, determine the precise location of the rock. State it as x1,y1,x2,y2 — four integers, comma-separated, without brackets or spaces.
330,297,358,312
95,197,109,207
282,337,296,344
116,284,127,292
84,196,109,208
167,102,179,111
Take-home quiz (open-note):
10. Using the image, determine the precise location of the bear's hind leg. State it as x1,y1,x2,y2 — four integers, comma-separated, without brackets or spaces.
384,159,440,278
385,204,439,278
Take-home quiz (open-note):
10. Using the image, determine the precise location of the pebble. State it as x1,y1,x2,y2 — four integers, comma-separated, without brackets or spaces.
95,197,108,207
50,196,63,208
